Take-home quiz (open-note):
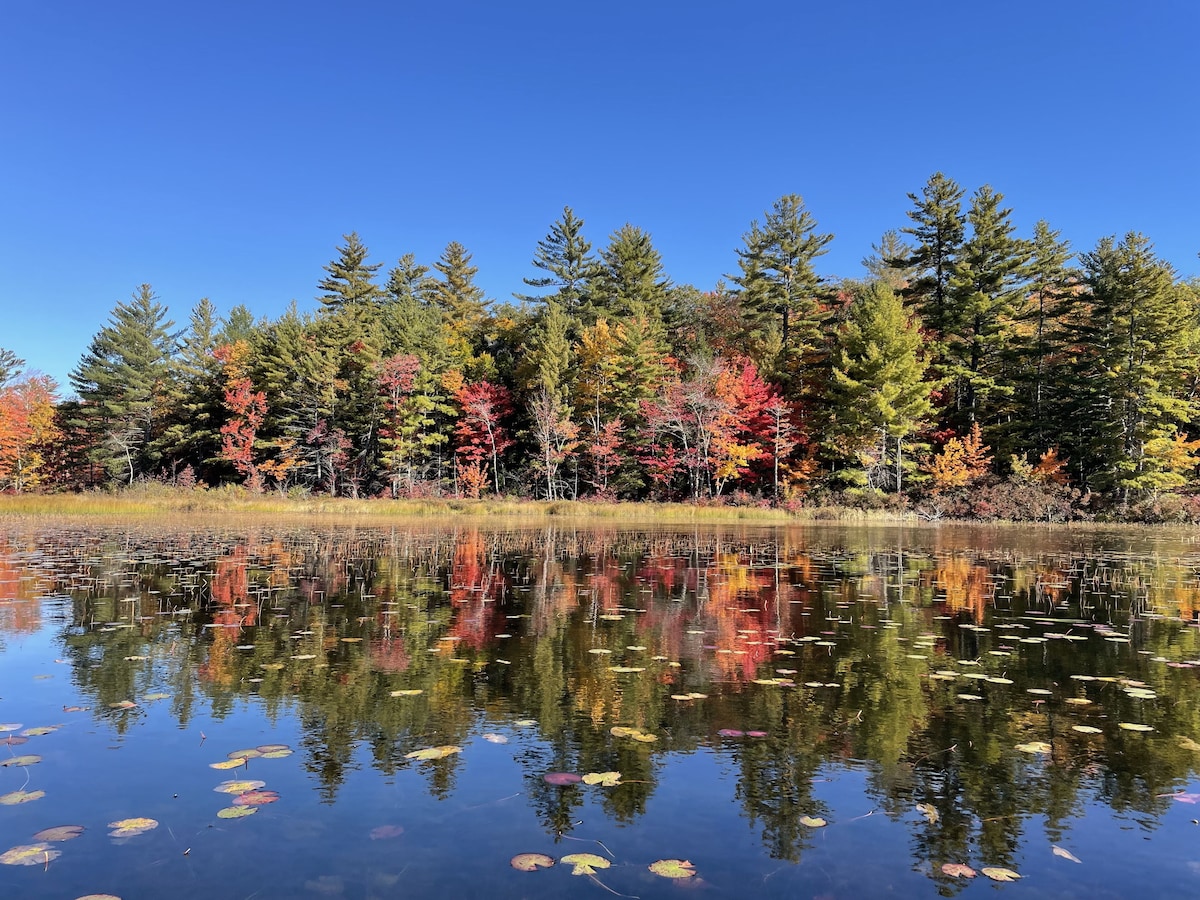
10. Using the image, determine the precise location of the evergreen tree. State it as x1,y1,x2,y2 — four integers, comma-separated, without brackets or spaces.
317,232,384,309
1011,220,1075,454
516,206,602,323
432,241,492,376
862,230,914,290
1068,234,1198,501
895,173,966,343
732,194,833,386
70,284,177,484
828,282,933,493
381,253,448,367
217,304,258,345
594,224,671,327
523,299,573,405
944,186,1032,439
158,297,225,481
0,348,25,387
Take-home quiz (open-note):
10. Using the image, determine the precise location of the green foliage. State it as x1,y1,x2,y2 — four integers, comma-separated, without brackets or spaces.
317,232,384,309
516,206,602,323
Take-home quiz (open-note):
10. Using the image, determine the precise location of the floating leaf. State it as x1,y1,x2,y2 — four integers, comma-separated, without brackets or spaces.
0,755,41,767
33,825,84,842
1178,736,1200,752
941,863,976,878
0,790,44,805
143,693,170,701
232,789,279,806
648,858,696,879
369,825,405,840
217,805,257,819
0,843,60,865
611,726,656,742
608,666,645,674
214,780,266,794
1118,723,1154,732
1052,846,1082,863
482,733,508,744
981,866,1021,882
0,724,23,732
1015,741,1052,754
107,817,157,837
510,852,555,871
544,772,583,785
75,895,122,899
514,719,537,727
1064,697,1092,705
405,746,461,761
260,748,293,759
746,730,768,738
799,815,826,827
256,744,290,753
917,803,939,824
390,690,423,697
986,677,1014,685
0,736,28,746
1072,726,1103,735
108,701,137,710
718,729,745,738
582,771,622,787
229,748,263,759
21,726,58,736
560,852,610,875
1164,792,1200,804
210,758,247,770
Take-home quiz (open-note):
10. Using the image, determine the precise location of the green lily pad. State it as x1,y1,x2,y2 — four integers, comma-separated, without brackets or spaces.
229,748,263,759
21,726,59,736
108,817,158,837
210,758,247,770
405,745,461,761
217,806,257,819
0,755,41,767
648,858,696,878
0,842,60,865
981,866,1021,882
260,748,293,759
560,852,610,875
582,771,622,787
0,790,45,805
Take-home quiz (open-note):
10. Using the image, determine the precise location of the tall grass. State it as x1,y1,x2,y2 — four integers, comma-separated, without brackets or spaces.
0,486,919,525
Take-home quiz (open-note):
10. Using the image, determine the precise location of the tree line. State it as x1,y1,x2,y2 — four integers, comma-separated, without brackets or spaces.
2,172,1198,519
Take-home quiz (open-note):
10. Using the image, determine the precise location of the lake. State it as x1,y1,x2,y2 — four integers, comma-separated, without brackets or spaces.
2,520,1200,898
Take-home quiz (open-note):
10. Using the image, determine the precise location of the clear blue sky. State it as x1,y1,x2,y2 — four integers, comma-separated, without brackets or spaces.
3,0,1197,392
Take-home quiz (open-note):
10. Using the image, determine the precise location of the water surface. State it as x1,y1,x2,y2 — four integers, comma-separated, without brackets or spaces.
2,522,1200,898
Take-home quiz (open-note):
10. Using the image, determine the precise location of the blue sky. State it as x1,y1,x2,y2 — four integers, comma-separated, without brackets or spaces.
3,0,1197,392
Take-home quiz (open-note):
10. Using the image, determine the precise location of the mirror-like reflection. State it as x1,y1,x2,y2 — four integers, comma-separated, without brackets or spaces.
3,522,1200,898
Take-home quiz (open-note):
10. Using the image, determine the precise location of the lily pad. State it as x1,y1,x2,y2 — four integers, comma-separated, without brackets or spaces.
649,858,696,878
510,852,555,871
210,758,247,770
405,745,461,761
482,733,508,744
1072,725,1103,735
108,701,137,710
256,744,290,753
560,852,610,875
215,780,267,794
1015,741,1052,754
917,803,939,824
0,843,60,865
143,693,171,701
0,755,41,767
229,748,263,759
21,726,59,736
941,863,976,878
1118,723,1154,732
217,805,257,819
390,689,423,697
1052,846,1082,863
33,825,85,842
0,724,23,732
0,790,45,805
981,866,1021,882
799,815,827,827
108,817,158,837
260,748,293,759
544,772,583,785
718,728,745,737
582,771,622,786
232,789,279,806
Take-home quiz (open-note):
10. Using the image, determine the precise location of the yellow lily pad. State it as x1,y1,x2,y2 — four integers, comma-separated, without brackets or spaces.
581,771,622,786
648,858,696,878
0,790,45,805
560,852,610,875
405,745,461,761
0,842,60,865
217,806,257,819
799,815,827,827
214,780,266,794
510,852,555,871
108,817,158,837
981,866,1021,882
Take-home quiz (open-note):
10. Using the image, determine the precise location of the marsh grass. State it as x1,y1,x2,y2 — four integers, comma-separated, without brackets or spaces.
0,486,917,525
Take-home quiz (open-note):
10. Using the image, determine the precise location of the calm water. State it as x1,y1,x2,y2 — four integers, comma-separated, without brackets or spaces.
3,521,1200,898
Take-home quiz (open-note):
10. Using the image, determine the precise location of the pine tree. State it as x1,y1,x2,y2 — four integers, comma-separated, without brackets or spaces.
1068,234,1198,501
318,232,384,309
0,348,24,388
944,186,1032,439
523,299,573,405
732,194,833,388
828,282,933,493
594,224,671,327
157,297,225,482
516,206,602,323
895,173,966,343
432,241,492,375
862,230,914,290
69,285,177,484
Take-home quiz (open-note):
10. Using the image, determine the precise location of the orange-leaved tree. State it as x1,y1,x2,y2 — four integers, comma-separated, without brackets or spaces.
0,374,61,493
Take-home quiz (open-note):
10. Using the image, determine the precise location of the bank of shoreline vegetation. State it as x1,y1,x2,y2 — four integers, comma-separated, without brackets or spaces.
2,174,1199,523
